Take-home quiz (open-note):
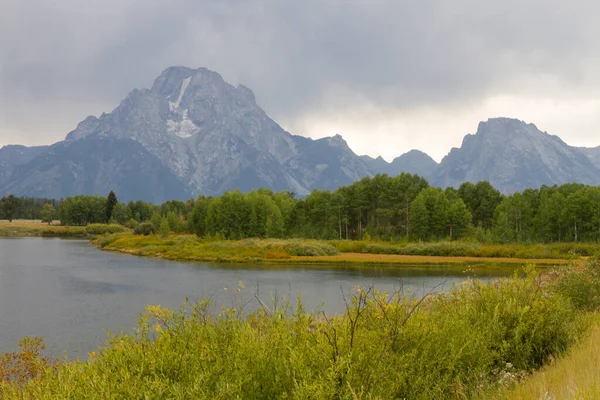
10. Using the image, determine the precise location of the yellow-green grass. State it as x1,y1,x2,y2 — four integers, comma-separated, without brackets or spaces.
329,240,600,260
293,253,572,266
493,317,600,400
96,233,575,266
0,220,84,237
0,220,126,238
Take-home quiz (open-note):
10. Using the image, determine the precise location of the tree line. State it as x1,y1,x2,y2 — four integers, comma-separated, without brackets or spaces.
5,174,600,242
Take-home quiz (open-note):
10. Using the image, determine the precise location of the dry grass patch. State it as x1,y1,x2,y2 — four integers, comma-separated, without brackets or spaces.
291,253,572,266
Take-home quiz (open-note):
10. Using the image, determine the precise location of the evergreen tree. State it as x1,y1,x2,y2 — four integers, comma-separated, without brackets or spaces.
106,191,118,223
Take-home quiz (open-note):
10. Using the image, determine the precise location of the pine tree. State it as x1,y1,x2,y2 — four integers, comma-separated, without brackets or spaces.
106,191,118,223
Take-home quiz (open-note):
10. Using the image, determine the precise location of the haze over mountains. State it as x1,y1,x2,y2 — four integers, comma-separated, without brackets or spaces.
1,66,600,202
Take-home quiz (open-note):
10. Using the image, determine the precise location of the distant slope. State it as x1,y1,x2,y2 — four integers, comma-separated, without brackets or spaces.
578,146,600,170
361,150,438,180
434,118,600,193
0,137,190,203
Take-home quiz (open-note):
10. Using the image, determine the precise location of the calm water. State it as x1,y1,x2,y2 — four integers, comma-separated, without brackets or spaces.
0,238,515,358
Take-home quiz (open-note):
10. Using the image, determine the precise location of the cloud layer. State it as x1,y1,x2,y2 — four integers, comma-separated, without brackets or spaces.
2,0,600,160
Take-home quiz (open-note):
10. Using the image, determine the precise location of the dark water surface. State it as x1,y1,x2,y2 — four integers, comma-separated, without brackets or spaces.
0,238,515,358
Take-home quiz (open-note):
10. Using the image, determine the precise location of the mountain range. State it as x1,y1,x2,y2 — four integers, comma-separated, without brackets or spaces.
1,66,600,202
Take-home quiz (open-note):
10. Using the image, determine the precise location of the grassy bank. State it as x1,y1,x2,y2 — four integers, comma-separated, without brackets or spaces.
329,240,600,259
94,234,579,266
94,234,341,263
0,220,126,238
1,263,596,399
493,318,600,399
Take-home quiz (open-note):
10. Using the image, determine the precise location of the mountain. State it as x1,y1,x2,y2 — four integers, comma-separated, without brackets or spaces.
1,66,374,201
361,150,438,181
0,138,190,203
578,146,600,170
3,67,600,201
0,145,49,185
434,118,600,193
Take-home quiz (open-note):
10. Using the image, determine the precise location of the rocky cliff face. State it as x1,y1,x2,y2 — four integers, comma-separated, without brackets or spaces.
578,146,600,170
434,118,600,193
62,66,373,197
361,150,438,181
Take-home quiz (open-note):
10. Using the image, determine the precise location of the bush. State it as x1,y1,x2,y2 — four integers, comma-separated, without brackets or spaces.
551,257,600,311
85,224,125,235
133,222,156,236
125,219,139,230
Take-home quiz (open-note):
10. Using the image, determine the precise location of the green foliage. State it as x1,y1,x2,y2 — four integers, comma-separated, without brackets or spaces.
1,269,587,399
39,204,56,225
105,191,118,223
0,195,19,222
84,224,125,235
59,195,107,226
97,235,339,262
551,257,600,311
159,217,170,238
133,222,156,236
10,178,600,246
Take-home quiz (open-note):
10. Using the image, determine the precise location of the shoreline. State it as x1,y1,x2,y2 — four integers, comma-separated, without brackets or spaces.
94,234,576,267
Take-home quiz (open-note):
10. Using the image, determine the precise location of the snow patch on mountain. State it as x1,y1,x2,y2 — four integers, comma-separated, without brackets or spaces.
169,76,191,112
167,109,199,139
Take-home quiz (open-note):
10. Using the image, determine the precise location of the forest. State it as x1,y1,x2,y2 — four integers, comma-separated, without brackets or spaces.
2,173,600,243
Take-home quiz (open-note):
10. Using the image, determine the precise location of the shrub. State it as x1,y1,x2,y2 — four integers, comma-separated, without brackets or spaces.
133,222,156,236
551,257,600,311
125,219,139,230
85,224,125,235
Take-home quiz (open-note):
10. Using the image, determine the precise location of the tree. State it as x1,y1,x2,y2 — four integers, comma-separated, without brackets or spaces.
40,203,56,225
106,191,118,223
409,187,451,241
1,195,19,222
447,199,472,240
159,217,170,238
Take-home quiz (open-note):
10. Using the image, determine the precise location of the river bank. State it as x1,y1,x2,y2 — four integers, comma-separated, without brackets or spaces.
0,220,128,238
94,233,581,267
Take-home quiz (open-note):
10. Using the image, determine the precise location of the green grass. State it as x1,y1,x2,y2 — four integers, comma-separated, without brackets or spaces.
95,234,340,263
0,265,592,399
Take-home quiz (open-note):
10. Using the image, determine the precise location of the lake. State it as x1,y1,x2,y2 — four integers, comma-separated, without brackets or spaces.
0,238,515,359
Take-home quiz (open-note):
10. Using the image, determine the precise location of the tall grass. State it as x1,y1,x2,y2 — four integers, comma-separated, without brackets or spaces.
494,318,600,400
1,265,593,399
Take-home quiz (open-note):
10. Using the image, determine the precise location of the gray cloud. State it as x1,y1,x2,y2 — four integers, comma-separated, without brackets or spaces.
2,0,600,159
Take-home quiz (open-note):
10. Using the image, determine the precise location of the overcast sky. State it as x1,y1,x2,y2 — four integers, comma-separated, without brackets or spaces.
2,0,600,161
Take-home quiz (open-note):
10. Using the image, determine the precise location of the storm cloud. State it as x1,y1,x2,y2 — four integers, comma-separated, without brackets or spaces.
2,0,600,160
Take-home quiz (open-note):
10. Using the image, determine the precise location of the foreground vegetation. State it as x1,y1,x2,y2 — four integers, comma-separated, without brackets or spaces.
2,260,599,399
495,319,600,399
